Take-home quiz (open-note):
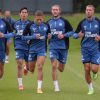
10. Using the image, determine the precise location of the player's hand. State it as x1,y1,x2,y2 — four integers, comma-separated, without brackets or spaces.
95,34,100,41
35,34,40,39
58,34,64,39
0,32,4,38
48,33,52,39
78,31,84,38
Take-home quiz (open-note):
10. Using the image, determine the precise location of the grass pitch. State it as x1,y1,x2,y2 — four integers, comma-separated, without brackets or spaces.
0,14,100,100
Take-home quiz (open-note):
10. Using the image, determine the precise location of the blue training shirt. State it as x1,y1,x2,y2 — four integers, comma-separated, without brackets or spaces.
13,19,30,50
23,21,48,53
75,17,100,50
3,17,15,27
47,17,73,50
0,18,13,51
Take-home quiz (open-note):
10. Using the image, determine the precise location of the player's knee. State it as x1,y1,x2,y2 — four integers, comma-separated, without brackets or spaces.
29,66,35,73
58,67,64,72
84,66,90,73
30,69,35,73
17,60,23,67
92,67,98,73
37,64,43,71
0,73,3,78
52,65,57,71
58,64,65,72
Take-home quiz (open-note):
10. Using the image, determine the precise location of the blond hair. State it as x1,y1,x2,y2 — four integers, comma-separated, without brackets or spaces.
86,5,95,10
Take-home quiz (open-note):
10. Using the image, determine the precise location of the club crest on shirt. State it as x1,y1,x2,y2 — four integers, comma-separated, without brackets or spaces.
94,24,98,28
16,25,20,29
59,23,62,26
44,27,47,31
0,24,4,28
32,27,37,32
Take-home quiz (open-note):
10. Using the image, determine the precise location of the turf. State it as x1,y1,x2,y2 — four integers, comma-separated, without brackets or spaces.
0,14,100,100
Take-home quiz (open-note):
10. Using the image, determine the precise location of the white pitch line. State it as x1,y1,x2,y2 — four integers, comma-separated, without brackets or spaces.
67,65,100,90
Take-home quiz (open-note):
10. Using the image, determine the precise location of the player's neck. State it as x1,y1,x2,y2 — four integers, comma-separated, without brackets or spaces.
53,16,60,19
21,18,27,21
87,16,94,21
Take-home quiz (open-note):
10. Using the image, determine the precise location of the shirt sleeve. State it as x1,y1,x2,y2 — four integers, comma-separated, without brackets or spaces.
75,21,83,33
62,18,73,32
46,21,51,35
23,23,32,36
2,19,13,33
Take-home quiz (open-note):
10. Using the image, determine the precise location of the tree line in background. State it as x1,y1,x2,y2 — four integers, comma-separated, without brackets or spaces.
73,0,100,12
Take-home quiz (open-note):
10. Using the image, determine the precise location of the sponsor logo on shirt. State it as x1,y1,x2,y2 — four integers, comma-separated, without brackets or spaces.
85,31,96,37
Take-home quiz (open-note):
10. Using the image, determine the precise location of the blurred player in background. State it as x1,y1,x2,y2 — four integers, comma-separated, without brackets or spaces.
3,10,15,63
0,10,13,78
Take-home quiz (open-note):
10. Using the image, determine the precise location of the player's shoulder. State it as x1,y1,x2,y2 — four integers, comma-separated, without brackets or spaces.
60,17,68,21
94,17,100,22
59,17,71,24
14,19,21,24
27,19,31,23
42,22,49,30
27,21,34,26
46,18,53,23
42,22,48,26
25,21,34,28
78,18,86,25
1,18,10,25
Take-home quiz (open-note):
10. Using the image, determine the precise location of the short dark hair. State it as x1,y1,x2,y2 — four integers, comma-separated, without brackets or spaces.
34,10,44,16
20,7,28,13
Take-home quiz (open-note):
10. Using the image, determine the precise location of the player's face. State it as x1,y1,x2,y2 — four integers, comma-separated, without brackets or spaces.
34,16,43,25
5,11,11,18
51,6,61,17
86,6,94,18
20,9,28,20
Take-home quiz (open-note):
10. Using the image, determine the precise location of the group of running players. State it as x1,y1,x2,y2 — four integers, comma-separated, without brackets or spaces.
0,4,100,95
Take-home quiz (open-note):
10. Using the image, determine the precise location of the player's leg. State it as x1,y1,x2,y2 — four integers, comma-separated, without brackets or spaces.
28,53,36,73
84,63,94,94
23,51,29,75
81,48,93,94
58,50,67,72
91,64,99,80
23,61,29,75
91,51,100,80
0,52,5,78
28,61,36,73
5,39,11,63
15,50,24,90
49,50,60,91
83,63,92,85
37,55,46,93
0,62,4,78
